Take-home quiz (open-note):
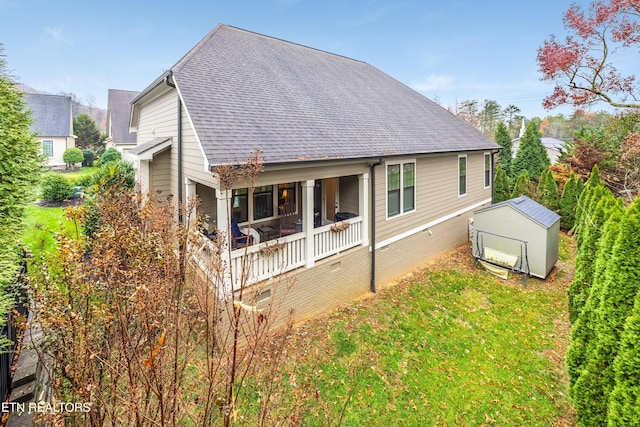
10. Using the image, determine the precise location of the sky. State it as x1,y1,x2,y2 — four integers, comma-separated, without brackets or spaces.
0,0,594,119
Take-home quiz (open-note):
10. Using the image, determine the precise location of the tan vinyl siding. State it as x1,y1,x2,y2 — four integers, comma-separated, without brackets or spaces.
339,175,359,215
182,102,214,186
376,152,491,242
150,149,172,196
196,183,217,220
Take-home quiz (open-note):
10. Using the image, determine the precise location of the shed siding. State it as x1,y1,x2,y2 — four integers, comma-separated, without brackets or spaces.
473,205,558,279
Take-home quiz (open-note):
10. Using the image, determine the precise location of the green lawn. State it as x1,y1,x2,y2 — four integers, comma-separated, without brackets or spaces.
56,166,99,184
22,204,77,259
281,241,575,426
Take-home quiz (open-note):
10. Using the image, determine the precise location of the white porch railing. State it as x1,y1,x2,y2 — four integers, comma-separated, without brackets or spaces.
313,217,362,261
229,216,363,289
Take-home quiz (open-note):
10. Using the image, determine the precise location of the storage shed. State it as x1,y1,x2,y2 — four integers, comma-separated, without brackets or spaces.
472,196,560,280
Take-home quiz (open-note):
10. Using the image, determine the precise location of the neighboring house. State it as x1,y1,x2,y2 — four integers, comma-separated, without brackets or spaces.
24,93,76,168
512,120,565,164
105,89,138,155
129,24,500,322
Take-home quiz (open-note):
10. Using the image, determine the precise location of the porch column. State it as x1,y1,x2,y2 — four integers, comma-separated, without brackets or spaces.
216,189,233,297
185,178,196,223
359,172,370,247
303,180,315,268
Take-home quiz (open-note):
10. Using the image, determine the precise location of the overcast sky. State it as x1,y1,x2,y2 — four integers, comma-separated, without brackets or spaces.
0,0,595,119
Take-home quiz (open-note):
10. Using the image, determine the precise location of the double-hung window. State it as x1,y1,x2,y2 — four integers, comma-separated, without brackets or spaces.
42,140,53,157
458,155,467,196
387,161,415,218
484,153,491,188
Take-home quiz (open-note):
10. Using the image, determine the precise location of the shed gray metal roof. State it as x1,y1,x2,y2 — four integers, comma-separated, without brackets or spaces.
476,196,561,228
107,89,138,145
24,93,72,137
155,24,499,166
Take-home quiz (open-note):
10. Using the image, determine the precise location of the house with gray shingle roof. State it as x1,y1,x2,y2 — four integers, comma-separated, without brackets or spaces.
129,24,500,321
105,89,138,154
24,93,76,168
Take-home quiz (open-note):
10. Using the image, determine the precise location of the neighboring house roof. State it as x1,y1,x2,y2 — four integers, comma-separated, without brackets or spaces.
540,137,565,150
475,196,560,228
107,89,138,145
24,93,73,137
134,24,499,166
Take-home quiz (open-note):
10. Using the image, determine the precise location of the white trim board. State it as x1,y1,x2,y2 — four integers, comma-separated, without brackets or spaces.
374,198,491,250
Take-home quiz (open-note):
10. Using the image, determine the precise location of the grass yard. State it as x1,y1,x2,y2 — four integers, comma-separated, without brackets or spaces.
57,166,99,183
22,204,77,259
282,238,575,426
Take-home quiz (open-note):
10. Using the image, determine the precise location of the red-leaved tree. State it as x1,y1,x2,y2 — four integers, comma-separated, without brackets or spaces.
538,0,640,110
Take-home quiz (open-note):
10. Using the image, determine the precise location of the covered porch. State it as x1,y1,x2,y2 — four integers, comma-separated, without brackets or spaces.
188,173,370,290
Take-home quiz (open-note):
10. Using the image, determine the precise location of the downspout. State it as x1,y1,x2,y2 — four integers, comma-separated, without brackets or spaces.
491,152,496,204
370,158,383,293
164,74,183,223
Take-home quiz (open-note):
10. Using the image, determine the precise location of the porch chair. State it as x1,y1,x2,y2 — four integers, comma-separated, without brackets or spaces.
231,218,255,249
279,203,297,237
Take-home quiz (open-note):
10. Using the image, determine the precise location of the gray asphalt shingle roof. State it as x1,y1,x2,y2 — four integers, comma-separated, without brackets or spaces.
107,89,138,144
24,93,72,137
477,196,561,228
158,24,499,166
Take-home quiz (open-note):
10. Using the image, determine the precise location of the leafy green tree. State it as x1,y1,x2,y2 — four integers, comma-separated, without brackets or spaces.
559,172,583,230
567,201,625,395
493,164,511,203
511,170,534,199
98,147,122,166
73,113,101,149
0,43,44,341
538,169,560,212
573,197,640,427
608,289,640,427
493,122,513,177
63,147,84,169
512,121,550,180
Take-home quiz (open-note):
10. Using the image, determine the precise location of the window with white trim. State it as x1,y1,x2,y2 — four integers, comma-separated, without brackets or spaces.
484,153,491,188
42,140,53,157
458,155,467,196
387,161,415,217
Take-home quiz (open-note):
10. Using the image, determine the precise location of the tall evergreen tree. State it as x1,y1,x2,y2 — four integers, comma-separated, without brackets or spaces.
538,169,560,212
512,121,550,180
0,44,44,336
608,289,640,427
568,186,615,323
560,172,584,230
493,164,511,203
493,121,513,177
73,113,101,149
511,170,534,199
573,197,640,427
567,201,625,395
575,165,602,249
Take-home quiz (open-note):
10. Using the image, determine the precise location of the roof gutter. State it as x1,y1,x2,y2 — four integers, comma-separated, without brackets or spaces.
370,158,383,293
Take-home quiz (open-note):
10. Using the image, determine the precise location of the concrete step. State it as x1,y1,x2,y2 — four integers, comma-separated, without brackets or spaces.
9,380,35,404
10,349,38,388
